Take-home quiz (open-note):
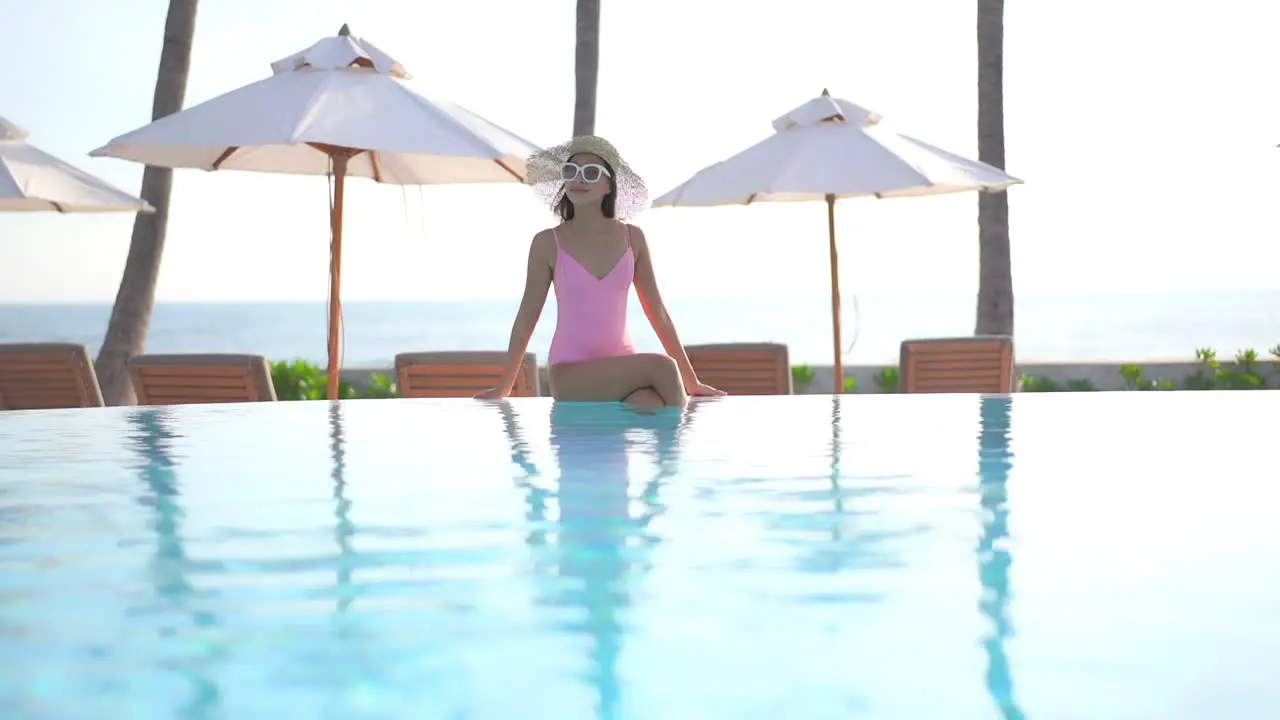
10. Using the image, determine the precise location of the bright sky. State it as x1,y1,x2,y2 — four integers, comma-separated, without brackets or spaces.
2,0,1278,304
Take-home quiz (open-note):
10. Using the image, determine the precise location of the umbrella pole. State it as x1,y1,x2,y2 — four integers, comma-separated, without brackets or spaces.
326,153,350,401
826,194,843,394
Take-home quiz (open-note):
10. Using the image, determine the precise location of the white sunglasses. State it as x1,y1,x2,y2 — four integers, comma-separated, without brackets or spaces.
561,161,612,183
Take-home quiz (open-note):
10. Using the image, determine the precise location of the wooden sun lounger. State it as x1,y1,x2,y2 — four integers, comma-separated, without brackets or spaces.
899,336,1017,394
0,343,105,410
395,351,540,398
684,342,792,395
129,353,277,405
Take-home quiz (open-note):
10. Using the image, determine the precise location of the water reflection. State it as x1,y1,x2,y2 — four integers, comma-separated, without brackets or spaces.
976,396,1024,719
773,396,924,582
491,400,548,549
829,395,844,533
328,402,355,614
127,408,220,717
492,400,702,720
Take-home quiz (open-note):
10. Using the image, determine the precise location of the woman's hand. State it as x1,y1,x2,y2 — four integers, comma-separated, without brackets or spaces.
474,387,508,400
686,381,726,397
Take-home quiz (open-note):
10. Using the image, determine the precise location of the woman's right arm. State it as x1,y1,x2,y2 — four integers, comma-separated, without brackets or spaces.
490,231,554,396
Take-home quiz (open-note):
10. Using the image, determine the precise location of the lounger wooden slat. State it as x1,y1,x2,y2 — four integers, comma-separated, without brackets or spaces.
899,336,1016,394
0,343,104,410
129,353,276,406
395,351,540,398
685,343,792,395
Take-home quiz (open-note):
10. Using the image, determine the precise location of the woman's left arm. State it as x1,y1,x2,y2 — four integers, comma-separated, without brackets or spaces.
631,225,710,393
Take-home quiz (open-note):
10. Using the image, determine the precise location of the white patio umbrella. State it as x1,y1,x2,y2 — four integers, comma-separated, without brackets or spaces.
652,90,1022,393
91,25,541,399
0,116,153,213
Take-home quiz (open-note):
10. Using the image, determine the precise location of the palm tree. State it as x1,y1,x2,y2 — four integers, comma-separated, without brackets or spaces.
975,0,1014,337
573,0,601,137
94,0,200,405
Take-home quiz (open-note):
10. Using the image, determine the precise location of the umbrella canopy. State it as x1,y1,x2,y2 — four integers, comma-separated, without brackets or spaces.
652,90,1022,392
91,25,542,399
90,28,537,183
654,92,1021,205
0,116,153,213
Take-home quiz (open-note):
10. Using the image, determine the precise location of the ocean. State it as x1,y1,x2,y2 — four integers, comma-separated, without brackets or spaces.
2,291,1277,367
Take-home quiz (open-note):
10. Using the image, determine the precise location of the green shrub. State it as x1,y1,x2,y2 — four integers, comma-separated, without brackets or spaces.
1117,363,1174,391
791,364,815,388
1019,375,1096,392
269,359,397,400
363,372,398,398
1019,375,1059,392
1180,347,1266,390
873,367,899,393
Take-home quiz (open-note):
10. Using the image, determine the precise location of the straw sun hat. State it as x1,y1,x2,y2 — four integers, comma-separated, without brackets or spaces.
525,135,649,221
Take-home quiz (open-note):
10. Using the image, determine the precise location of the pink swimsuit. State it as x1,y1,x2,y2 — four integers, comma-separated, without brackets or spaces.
547,226,638,367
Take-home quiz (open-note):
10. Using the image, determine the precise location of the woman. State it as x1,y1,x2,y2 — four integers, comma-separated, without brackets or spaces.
476,136,724,408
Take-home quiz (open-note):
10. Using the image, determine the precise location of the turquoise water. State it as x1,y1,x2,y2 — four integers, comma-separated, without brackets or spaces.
0,393,1277,718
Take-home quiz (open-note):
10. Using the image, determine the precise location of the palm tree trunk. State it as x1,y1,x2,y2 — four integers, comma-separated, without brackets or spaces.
975,0,1014,337
573,0,601,137
95,0,200,405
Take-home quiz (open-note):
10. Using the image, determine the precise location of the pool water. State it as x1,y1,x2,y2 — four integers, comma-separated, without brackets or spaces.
1,392,1278,718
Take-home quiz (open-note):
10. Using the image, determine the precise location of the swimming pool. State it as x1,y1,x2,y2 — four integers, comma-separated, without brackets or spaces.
0,392,1277,718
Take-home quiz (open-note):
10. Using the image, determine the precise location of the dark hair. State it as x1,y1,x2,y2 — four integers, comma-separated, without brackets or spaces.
555,156,617,221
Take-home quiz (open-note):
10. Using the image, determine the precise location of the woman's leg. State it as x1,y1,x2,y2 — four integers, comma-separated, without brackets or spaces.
550,353,688,407
622,387,666,412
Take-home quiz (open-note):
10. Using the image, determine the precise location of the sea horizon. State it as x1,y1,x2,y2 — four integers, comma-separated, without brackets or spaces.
5,286,1275,306
3,289,1277,366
